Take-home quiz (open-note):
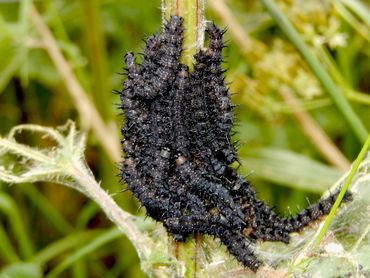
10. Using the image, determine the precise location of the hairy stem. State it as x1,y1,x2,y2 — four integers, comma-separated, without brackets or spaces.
162,0,205,68
161,1,205,275
67,161,150,260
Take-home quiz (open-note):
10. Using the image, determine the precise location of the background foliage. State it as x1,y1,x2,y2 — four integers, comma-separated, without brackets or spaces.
0,0,369,277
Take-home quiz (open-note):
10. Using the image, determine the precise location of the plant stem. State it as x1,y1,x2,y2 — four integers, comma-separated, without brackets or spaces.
67,161,151,261
317,46,370,106
162,1,205,275
162,0,205,68
347,90,370,106
314,134,370,247
260,0,369,144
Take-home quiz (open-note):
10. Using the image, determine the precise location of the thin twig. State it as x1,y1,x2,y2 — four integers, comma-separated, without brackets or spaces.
29,6,121,163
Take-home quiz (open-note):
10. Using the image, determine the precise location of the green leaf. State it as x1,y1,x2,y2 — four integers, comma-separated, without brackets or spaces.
0,263,41,278
0,19,21,93
241,148,341,193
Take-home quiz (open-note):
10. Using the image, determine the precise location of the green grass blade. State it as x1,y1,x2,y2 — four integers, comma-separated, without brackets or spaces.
18,0,32,87
75,201,100,229
259,0,369,143
45,228,122,278
0,192,33,259
32,230,102,265
82,0,112,120
314,134,370,247
334,1,370,43
341,0,370,26
19,184,73,234
0,224,19,263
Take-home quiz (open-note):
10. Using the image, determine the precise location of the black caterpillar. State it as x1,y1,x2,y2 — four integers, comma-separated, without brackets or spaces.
119,16,352,271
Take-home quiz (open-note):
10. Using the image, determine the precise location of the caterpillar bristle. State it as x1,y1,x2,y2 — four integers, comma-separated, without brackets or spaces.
118,16,352,272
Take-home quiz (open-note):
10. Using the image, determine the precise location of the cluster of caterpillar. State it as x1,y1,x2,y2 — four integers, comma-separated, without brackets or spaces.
119,16,352,271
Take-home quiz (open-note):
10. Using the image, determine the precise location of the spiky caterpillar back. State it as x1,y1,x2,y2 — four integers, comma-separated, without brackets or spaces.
119,16,352,271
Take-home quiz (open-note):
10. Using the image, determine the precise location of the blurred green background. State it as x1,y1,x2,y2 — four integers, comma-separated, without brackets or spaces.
0,0,369,277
